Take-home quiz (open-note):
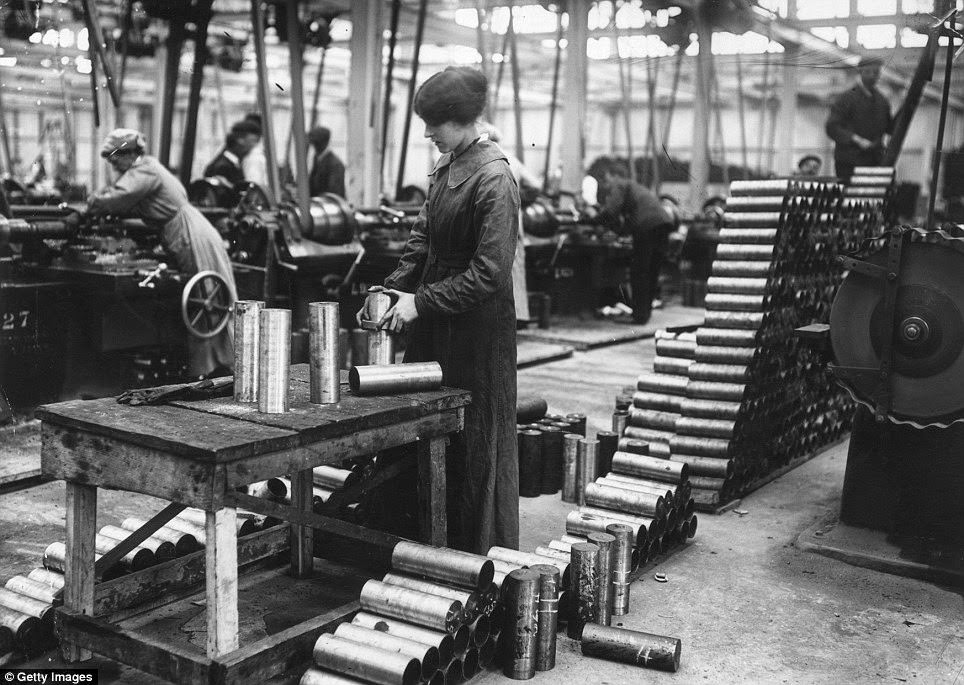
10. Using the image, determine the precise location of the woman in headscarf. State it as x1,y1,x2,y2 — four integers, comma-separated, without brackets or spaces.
364,67,520,553
88,128,237,379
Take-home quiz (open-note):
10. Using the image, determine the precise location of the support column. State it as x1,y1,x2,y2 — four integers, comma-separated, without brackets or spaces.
63,483,96,662
348,0,384,206
775,45,799,176
688,11,713,210
205,507,239,657
560,0,589,194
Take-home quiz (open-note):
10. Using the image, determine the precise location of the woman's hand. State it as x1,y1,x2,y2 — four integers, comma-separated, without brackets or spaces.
379,289,419,333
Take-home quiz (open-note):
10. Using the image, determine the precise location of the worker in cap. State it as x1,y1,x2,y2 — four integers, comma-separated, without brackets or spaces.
825,55,892,181
88,128,237,379
307,126,345,198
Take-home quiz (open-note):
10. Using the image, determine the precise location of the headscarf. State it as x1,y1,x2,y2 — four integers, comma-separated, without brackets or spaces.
100,128,147,158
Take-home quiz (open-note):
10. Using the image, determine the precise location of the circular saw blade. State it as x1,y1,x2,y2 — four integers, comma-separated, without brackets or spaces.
831,238,964,426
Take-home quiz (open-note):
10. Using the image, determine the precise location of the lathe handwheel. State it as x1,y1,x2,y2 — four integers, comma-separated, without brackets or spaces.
181,271,232,339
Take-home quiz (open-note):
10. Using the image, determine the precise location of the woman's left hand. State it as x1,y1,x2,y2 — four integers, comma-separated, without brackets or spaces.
379,289,419,333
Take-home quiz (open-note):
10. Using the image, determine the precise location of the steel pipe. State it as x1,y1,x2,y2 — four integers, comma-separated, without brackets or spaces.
120,518,199,555
392,541,494,590
487,547,569,586
300,668,373,684
539,425,564,494
26,569,64,589
715,244,776,261
687,515,699,538
576,438,599,506
351,612,457,664
442,659,462,684
706,277,768,295
724,196,786,212
675,416,737,438
334,622,440,681
597,430,619,475
95,533,155,571
654,337,695,359
670,435,731,458
595,477,674,507
530,564,559,672
704,294,766,312
566,413,587,436
587,532,615,627
349,362,443,395
467,614,490,646
622,427,674,445
350,329,370,366
0,605,41,652
518,429,543,498
462,646,480,678
4,577,58,605
611,409,629,436
703,310,765,329
366,293,396,366
163,517,207,544
679,398,743,420
722,211,782,227
565,511,648,548
711,261,771,278
687,364,749,383
695,328,758,347
501,568,541,679
584,483,665,518
686,381,746,402
562,433,581,503
479,636,497,667
669,454,734,478
258,308,291,413
636,373,687,395
616,437,651,455
358,580,462,634
98,525,175,562
567,542,599,639
382,573,479,622
606,524,633,616
579,506,665,538
517,395,549,424
627,409,678,432
580,624,682,673
0,589,52,629
312,632,421,685
632,391,682,412
313,465,359,490
652,356,693,376
233,300,263,402
611,451,688,484
309,301,341,404
718,228,778,244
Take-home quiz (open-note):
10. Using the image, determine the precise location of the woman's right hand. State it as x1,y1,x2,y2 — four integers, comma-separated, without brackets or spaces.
355,285,387,326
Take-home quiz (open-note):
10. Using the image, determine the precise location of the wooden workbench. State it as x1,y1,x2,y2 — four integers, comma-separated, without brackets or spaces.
37,364,470,684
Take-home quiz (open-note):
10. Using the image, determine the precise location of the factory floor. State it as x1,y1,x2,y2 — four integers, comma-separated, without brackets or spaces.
2,313,963,684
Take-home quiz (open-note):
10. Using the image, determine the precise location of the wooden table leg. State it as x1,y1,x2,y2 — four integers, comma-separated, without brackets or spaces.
205,507,239,657
290,468,314,578
63,482,96,662
417,436,447,546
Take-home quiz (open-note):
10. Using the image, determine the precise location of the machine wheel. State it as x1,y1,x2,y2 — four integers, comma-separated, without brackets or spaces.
181,271,233,339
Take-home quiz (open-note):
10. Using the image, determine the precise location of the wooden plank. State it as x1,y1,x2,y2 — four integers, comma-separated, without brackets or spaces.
289,469,314,578
221,410,462,489
37,399,300,462
172,381,469,447
56,609,213,684
417,436,448,546
224,491,403,551
63,482,96,662
94,502,186,582
206,508,240,657
42,425,220,509
93,526,289,620
213,601,360,685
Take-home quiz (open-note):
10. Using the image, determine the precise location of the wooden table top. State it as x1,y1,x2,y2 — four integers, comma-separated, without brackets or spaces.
37,365,471,464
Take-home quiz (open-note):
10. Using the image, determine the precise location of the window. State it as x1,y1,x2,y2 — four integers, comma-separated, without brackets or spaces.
855,24,897,50
795,0,848,20
810,26,850,48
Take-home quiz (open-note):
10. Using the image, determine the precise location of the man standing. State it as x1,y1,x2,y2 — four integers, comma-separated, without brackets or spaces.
307,126,346,198
825,56,892,181
597,161,674,325
239,113,269,188
202,120,261,186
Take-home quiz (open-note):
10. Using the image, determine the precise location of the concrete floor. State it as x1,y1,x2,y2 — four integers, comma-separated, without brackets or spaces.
2,318,963,683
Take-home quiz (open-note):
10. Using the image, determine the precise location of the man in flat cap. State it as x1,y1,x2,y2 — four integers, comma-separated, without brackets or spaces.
825,55,892,181
307,126,345,198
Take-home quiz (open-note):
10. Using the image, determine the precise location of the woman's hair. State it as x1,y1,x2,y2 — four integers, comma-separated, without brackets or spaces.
414,67,487,127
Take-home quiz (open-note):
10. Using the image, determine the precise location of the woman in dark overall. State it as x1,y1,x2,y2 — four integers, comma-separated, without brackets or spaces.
370,67,520,553
88,129,237,379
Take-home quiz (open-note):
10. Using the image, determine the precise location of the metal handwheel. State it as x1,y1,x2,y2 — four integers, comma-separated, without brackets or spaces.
181,270,232,339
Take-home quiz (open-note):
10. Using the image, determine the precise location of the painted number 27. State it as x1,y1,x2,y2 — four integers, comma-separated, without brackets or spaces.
1,310,30,330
